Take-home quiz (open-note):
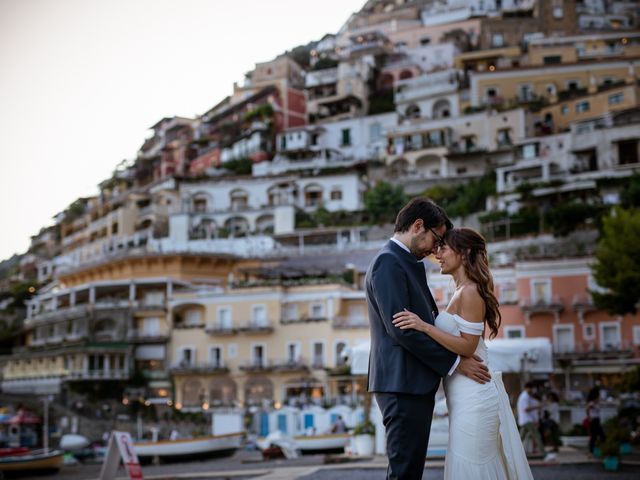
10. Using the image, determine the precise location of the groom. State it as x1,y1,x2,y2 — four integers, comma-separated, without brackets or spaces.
366,197,491,480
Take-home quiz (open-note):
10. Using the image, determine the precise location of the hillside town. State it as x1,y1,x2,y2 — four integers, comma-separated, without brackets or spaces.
0,0,639,477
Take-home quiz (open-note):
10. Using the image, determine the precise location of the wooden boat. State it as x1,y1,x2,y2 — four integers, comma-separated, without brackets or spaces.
133,432,243,463
293,433,351,454
0,449,64,473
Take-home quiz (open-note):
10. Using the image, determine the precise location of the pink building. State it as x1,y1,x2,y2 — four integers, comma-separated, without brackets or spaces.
430,257,640,396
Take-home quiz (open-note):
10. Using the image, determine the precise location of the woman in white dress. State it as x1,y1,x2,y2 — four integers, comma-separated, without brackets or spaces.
392,227,533,480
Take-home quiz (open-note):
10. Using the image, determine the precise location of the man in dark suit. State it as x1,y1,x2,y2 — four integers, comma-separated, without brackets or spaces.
366,197,491,480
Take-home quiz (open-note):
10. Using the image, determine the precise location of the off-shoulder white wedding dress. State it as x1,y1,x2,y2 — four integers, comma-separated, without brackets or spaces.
435,311,533,480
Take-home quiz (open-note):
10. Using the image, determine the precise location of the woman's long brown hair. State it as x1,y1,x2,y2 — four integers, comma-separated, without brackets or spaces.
443,227,502,339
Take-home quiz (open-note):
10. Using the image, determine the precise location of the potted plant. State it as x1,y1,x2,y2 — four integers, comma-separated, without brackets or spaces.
352,420,375,456
600,437,620,472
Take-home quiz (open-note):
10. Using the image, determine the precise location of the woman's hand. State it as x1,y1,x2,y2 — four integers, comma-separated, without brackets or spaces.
392,309,430,334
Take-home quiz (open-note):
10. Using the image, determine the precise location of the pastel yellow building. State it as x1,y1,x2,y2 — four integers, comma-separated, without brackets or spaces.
169,280,370,409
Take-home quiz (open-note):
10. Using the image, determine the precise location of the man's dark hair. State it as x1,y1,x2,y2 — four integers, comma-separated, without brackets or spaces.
394,197,453,233
524,382,535,389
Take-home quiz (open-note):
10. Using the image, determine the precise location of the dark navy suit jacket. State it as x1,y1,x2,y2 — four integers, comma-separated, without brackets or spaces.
366,240,457,395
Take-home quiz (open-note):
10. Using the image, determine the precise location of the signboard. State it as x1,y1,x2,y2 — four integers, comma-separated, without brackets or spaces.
99,431,144,480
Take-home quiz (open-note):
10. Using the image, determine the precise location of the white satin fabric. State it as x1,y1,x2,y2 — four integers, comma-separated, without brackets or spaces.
436,312,533,480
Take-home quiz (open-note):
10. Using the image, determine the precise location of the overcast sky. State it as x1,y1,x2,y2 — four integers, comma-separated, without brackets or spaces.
0,0,365,261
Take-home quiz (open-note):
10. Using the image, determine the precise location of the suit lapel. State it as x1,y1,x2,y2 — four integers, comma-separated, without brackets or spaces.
388,241,439,322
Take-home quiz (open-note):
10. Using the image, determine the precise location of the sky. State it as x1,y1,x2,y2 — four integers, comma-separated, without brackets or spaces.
0,0,365,261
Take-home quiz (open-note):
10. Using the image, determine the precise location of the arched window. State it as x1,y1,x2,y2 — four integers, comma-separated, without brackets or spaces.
182,380,204,406
432,99,451,119
244,376,274,405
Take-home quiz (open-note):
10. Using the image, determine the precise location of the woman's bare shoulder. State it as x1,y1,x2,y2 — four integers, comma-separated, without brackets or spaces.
459,284,485,323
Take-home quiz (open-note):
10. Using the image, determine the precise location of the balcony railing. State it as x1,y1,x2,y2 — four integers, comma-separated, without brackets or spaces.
67,369,129,380
169,361,229,374
239,360,275,372
127,329,170,343
332,316,369,329
271,358,310,373
204,324,237,335
237,321,274,334
280,316,327,325
572,294,595,310
553,340,635,360
520,296,564,312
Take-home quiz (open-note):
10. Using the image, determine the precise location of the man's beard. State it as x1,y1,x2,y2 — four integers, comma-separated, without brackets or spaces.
409,237,429,259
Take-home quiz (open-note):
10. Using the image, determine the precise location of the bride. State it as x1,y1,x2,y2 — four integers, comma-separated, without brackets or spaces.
392,227,533,480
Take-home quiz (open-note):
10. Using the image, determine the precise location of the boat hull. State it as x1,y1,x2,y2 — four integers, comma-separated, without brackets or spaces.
0,449,64,473
134,432,243,463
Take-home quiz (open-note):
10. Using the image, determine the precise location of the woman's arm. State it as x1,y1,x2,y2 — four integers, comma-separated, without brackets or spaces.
392,310,480,356
392,286,485,357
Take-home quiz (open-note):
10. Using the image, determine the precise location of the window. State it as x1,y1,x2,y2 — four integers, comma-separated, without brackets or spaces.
185,309,202,326
330,189,343,200
252,305,268,327
312,342,325,368
456,167,467,175
178,347,196,367
420,37,431,46
633,326,640,346
285,342,300,363
566,80,580,91
608,93,624,105
492,33,504,48
228,343,238,358
310,303,324,319
142,317,160,336
497,128,512,146
553,325,574,354
531,279,551,304
576,101,590,113
618,140,639,165
251,344,266,367
518,84,533,101
369,122,382,141
341,129,351,147
311,133,319,145
218,307,232,329
543,56,562,65
280,135,287,150
209,346,222,367
499,283,518,304
505,326,525,339
600,322,621,351
335,341,348,366
561,105,569,115
583,323,595,341
283,303,298,322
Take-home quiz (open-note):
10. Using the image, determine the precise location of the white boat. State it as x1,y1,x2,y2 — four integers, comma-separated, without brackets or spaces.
133,432,243,462
59,433,90,451
293,433,351,453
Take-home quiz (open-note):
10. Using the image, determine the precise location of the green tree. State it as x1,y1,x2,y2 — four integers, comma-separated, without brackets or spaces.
621,174,640,208
591,207,640,315
364,182,407,225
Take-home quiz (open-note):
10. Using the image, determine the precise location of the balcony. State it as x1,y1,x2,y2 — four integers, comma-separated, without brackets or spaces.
520,296,564,313
572,293,597,311
67,369,129,380
237,321,274,334
31,304,89,323
553,340,635,361
332,316,369,329
127,329,169,343
239,360,275,372
204,324,237,336
169,361,229,374
271,358,309,373
280,316,327,325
